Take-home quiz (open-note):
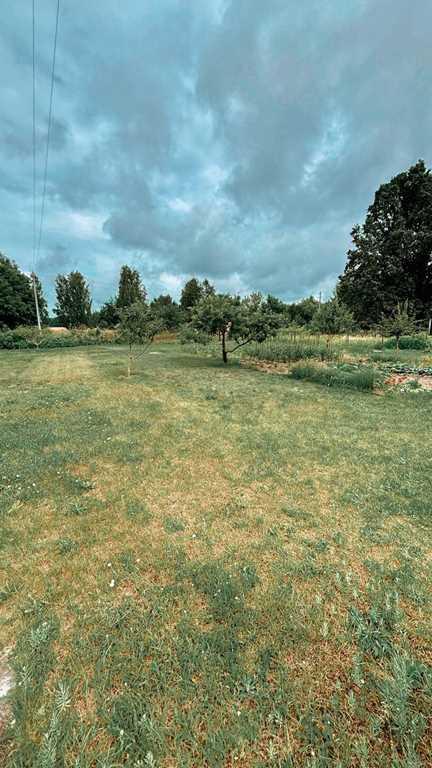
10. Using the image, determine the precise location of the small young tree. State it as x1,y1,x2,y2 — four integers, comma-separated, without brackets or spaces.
191,293,280,363
381,301,416,349
120,302,162,377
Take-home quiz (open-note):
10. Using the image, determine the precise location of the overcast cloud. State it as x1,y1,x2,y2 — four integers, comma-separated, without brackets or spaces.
1,0,431,307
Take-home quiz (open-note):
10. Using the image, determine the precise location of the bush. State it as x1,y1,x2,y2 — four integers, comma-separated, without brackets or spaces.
178,325,212,345
291,363,375,391
0,327,119,350
247,339,337,363
383,335,430,350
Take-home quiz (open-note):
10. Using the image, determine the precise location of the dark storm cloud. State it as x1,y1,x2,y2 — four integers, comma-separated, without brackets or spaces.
1,0,431,307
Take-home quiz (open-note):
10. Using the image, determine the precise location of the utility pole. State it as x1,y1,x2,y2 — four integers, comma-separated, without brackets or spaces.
31,272,42,330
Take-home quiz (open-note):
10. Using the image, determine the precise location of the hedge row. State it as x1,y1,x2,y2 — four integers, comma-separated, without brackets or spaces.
0,329,118,350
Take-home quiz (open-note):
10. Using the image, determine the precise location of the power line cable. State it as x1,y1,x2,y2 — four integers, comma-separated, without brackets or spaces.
32,0,41,329
32,0,36,271
35,0,61,264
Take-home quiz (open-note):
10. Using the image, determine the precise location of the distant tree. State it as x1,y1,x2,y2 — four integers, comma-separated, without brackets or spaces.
266,294,289,316
201,278,215,297
150,294,182,329
191,293,280,363
381,301,416,349
180,278,203,311
116,265,147,308
287,296,320,326
310,298,354,339
120,302,162,376
54,271,92,328
338,160,432,327
98,298,121,328
0,253,47,328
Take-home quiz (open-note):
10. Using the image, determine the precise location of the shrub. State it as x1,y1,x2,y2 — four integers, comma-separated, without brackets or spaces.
178,324,212,345
291,363,375,391
383,335,429,350
0,328,118,350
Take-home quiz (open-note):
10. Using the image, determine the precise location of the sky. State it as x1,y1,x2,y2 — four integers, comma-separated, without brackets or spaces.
1,0,431,309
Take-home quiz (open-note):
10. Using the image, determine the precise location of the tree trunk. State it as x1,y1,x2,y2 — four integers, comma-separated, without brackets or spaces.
222,332,228,364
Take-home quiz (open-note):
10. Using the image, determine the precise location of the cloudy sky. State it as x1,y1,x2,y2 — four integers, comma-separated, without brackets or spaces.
1,1,431,308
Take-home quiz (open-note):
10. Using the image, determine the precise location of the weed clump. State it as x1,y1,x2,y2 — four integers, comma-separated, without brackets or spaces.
291,363,375,390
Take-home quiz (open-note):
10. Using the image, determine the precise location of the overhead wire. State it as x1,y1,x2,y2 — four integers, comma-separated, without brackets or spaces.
35,0,61,264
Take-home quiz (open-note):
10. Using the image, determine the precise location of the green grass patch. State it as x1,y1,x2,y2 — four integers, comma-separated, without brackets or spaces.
0,343,431,766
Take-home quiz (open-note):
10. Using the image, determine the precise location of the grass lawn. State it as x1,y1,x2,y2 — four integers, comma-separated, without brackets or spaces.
0,343,431,767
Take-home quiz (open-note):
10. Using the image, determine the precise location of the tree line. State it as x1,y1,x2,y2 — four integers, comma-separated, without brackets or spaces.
1,159,431,334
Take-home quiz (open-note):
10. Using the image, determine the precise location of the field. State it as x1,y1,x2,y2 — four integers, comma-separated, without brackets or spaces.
1,342,431,767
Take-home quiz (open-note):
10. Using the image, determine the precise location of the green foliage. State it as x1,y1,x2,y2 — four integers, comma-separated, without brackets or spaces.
381,301,417,348
150,294,182,329
178,324,212,345
116,265,147,308
191,293,280,363
338,160,432,326
285,295,320,325
54,271,92,327
291,363,375,390
0,254,47,328
310,298,354,336
120,302,162,376
180,277,203,311
383,334,429,350
247,338,337,363
348,591,402,657
0,327,117,350
97,298,121,327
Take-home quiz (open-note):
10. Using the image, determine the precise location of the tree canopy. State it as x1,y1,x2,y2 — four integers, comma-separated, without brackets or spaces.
117,266,147,308
0,253,47,328
180,278,203,311
150,294,182,329
191,293,280,363
54,271,92,328
338,160,432,327
310,298,354,336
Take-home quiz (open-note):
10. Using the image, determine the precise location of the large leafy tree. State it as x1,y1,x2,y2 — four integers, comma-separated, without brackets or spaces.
116,265,147,308
338,160,432,327
0,253,47,328
150,294,182,329
191,293,280,363
286,296,320,326
54,271,92,327
180,278,203,311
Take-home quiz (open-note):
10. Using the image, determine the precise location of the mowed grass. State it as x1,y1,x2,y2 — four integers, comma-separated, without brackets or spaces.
0,344,431,767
